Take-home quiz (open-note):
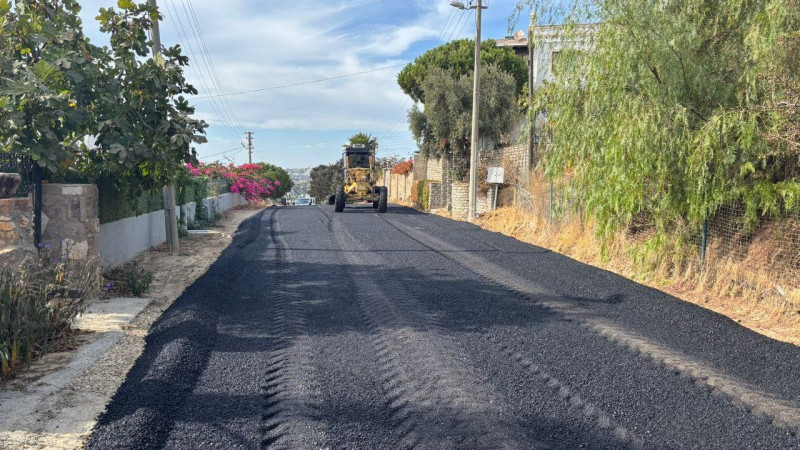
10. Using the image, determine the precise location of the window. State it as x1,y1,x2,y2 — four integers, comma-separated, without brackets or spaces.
347,153,370,168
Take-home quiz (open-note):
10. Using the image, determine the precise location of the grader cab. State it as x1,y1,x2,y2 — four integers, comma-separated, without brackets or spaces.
331,144,387,213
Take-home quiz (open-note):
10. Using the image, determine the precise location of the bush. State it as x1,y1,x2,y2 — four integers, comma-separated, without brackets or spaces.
414,180,431,210
122,262,153,297
391,160,414,175
0,248,98,376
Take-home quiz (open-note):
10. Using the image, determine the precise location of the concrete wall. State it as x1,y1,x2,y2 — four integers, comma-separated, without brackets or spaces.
388,173,414,203
100,192,247,268
0,197,35,267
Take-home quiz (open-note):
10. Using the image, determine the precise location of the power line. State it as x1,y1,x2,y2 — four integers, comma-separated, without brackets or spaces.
163,0,243,141
200,145,245,159
181,0,246,133
194,64,407,99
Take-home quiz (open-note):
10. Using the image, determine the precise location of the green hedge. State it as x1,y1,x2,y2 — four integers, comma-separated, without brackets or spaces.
415,179,430,210
98,176,230,224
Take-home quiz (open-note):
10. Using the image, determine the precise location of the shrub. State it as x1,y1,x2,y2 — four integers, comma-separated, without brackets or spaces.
391,160,414,175
0,248,98,376
414,180,431,210
122,262,153,298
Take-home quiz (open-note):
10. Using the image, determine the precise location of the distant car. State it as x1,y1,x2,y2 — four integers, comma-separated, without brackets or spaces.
295,198,312,206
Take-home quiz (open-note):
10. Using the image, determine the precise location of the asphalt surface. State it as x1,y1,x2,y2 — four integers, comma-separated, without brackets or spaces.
87,205,800,449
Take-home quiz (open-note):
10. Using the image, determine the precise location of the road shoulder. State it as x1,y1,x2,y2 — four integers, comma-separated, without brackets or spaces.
0,205,265,450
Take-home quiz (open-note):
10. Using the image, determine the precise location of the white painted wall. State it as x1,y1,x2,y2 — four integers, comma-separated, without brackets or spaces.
100,192,248,268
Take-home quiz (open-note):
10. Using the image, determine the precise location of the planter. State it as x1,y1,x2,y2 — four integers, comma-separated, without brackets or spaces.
0,173,22,198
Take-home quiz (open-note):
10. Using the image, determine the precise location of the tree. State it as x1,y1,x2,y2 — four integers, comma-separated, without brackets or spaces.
348,132,377,149
0,0,104,171
521,0,800,237
309,160,343,202
398,39,527,103
408,64,518,179
0,0,206,194
254,162,293,198
92,1,206,191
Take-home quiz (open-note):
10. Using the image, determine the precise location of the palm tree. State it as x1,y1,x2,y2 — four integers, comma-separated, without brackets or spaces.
348,132,377,150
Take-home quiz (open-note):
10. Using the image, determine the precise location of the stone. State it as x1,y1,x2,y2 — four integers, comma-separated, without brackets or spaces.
0,221,14,232
0,173,22,198
18,215,29,228
41,212,49,234
61,238,89,260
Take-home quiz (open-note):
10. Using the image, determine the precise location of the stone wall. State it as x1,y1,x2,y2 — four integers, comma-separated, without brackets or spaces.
41,184,100,262
413,155,427,181
0,197,35,267
451,183,495,219
478,143,527,178
426,157,444,181
429,182,444,210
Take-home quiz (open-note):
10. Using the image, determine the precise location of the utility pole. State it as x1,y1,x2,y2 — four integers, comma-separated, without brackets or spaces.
247,131,253,164
450,1,486,221
149,0,179,252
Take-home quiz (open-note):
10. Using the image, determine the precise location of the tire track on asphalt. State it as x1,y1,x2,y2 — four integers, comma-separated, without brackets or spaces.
260,208,326,449
324,207,535,449
379,213,800,437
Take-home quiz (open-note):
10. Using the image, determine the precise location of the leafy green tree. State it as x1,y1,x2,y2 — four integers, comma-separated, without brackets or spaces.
254,162,293,198
398,39,527,103
0,0,103,171
521,0,800,237
0,0,206,194
309,160,343,202
92,0,206,191
408,64,517,179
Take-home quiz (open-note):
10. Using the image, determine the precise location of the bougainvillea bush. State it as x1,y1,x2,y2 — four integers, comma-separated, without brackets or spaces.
186,162,280,203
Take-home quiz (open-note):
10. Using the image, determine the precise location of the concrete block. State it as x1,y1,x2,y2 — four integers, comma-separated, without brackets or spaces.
61,186,85,196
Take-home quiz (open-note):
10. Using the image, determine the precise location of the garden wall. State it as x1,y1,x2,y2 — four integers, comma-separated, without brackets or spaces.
0,197,35,266
99,192,247,268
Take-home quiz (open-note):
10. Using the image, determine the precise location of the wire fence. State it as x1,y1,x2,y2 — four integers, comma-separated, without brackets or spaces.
516,175,800,303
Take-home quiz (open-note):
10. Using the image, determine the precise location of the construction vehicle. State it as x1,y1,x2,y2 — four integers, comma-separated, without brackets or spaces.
330,144,387,213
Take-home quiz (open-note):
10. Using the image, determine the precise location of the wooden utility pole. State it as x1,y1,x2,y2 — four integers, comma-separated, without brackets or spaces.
247,131,253,164
149,0,179,252
467,0,485,222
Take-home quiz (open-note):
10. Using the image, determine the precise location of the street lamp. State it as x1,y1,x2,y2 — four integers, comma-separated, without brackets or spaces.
450,0,486,221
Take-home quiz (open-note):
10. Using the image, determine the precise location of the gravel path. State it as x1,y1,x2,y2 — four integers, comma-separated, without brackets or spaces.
87,205,800,449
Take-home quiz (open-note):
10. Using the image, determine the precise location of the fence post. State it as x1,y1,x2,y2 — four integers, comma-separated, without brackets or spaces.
701,217,708,269
549,179,553,227
33,163,42,246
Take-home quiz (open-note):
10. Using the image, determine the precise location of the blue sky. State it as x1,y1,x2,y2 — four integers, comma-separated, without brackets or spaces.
77,0,531,169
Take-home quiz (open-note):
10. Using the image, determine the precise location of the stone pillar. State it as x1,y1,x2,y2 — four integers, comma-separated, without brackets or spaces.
41,184,100,264
0,197,36,267
451,182,469,220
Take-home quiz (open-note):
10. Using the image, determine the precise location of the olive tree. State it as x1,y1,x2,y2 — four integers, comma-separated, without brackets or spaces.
408,64,517,180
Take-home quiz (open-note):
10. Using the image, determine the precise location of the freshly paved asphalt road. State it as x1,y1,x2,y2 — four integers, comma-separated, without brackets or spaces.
88,205,800,449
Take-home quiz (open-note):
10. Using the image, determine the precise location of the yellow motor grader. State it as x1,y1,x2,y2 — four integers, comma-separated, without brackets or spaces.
330,144,387,213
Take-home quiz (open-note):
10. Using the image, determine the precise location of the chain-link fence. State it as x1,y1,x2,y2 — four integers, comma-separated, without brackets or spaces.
515,174,800,306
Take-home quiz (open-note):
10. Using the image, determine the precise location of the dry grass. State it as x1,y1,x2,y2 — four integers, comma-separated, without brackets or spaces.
476,205,800,346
